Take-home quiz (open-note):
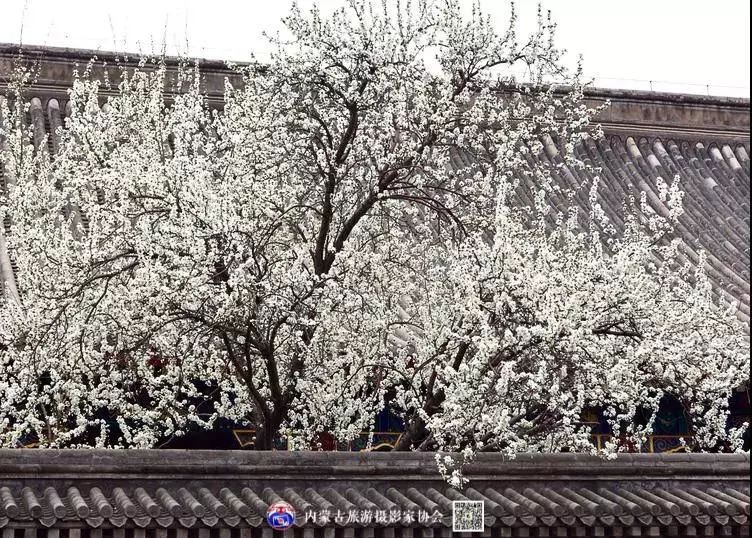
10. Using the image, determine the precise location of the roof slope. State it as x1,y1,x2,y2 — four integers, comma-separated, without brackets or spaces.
467,132,751,325
0,450,749,535
1,45,750,327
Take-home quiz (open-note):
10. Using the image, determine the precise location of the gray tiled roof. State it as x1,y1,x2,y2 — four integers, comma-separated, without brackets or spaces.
474,132,751,326
1,47,751,329
0,482,749,531
3,92,750,327
0,451,749,536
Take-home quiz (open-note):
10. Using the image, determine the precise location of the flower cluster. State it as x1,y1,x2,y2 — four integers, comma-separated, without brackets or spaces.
0,0,747,477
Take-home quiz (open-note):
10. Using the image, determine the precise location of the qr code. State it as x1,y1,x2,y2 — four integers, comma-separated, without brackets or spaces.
452,500,485,532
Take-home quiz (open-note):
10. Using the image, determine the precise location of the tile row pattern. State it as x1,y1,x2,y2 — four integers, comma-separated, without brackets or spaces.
0,483,749,531
1,97,749,328
449,133,750,327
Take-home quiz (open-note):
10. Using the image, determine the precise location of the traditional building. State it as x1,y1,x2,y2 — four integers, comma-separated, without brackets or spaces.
0,45,750,536
2,44,748,452
0,450,750,537
1,44,749,329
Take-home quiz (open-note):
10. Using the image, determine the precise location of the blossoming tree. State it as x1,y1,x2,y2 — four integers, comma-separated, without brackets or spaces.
0,0,748,471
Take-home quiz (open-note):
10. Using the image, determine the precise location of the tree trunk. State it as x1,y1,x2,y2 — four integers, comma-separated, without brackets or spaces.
393,391,444,451
254,407,285,450
393,419,423,450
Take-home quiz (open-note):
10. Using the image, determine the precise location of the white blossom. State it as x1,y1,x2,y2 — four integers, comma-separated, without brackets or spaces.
0,0,747,478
